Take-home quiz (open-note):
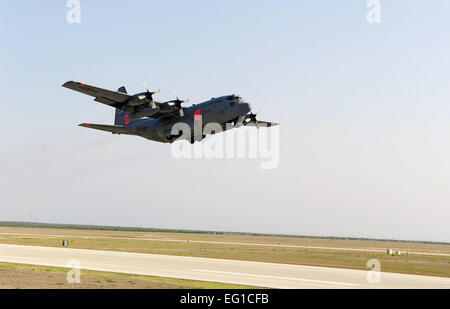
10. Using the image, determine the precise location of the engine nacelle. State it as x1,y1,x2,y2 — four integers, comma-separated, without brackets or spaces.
158,102,179,114
128,94,149,106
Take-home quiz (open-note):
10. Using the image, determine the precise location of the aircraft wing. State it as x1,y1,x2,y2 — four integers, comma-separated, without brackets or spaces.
79,123,134,135
63,81,131,108
247,121,279,127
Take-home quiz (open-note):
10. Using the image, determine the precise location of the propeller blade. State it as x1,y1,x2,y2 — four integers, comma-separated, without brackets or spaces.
143,81,149,91
143,81,159,95
170,89,188,116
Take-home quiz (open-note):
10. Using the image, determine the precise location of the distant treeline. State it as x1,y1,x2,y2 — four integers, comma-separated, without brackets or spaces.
0,221,448,245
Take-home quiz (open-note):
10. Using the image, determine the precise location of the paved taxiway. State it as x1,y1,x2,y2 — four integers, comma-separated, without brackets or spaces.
0,244,449,288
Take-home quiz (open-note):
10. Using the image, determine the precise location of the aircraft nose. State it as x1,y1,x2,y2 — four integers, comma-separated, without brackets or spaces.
242,102,252,114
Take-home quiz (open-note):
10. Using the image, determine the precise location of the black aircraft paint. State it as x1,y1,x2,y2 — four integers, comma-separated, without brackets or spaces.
63,81,278,143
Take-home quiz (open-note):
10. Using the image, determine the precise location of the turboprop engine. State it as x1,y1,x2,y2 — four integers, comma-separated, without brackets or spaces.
159,98,189,117
127,89,160,106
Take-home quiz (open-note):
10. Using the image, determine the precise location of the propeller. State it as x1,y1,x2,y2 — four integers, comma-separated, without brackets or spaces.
245,110,261,128
171,88,189,117
142,81,160,102
173,97,189,117
172,97,190,105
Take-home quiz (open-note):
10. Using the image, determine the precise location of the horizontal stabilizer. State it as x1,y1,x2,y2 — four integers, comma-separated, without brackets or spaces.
79,123,133,135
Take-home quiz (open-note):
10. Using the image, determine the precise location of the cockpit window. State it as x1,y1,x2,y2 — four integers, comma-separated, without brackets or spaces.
226,95,242,102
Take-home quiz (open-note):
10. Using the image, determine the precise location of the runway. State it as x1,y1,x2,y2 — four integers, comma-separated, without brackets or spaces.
0,244,449,289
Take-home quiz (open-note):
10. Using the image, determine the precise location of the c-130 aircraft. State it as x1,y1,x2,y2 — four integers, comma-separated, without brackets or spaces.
62,81,279,144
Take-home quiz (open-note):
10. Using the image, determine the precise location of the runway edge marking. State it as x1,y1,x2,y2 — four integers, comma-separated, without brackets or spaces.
195,269,358,287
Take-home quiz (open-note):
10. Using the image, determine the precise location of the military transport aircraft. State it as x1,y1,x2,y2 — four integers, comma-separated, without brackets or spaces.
62,81,278,143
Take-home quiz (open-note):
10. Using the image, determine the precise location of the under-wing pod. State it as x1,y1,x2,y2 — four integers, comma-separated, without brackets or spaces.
127,106,161,121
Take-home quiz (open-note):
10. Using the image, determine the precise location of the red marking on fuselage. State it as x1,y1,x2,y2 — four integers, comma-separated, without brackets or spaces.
194,109,201,121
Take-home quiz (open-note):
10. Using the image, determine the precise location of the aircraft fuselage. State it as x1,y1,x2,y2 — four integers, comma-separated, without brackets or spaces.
124,95,252,143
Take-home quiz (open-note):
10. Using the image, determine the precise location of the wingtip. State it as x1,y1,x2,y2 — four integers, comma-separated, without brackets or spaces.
79,123,91,127
62,81,74,88
62,80,85,88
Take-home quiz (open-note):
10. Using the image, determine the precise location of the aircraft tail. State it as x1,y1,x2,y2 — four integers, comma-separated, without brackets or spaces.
115,86,128,125
114,109,128,125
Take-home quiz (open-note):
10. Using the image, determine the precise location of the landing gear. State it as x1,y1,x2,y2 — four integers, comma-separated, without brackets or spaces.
167,130,184,143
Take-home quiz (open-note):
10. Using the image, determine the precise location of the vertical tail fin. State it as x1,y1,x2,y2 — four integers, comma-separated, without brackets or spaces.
115,86,128,125
114,109,128,125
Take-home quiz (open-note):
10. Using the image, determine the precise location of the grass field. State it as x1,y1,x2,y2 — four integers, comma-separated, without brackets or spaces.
0,262,255,289
0,224,449,279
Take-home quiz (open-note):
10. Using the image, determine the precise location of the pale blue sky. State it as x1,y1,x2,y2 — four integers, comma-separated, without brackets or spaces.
1,1,450,242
